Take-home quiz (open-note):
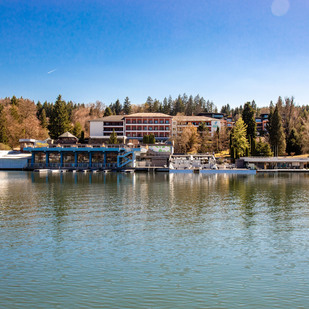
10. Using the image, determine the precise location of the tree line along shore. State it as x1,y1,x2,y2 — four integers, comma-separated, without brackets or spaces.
0,94,308,159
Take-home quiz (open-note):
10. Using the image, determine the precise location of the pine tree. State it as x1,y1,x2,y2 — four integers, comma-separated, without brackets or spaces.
123,97,132,115
104,107,113,117
108,129,118,144
48,95,71,139
268,104,286,156
242,102,256,155
230,117,249,159
39,109,48,128
143,135,149,144
185,95,194,116
72,122,82,139
114,99,122,115
149,134,155,144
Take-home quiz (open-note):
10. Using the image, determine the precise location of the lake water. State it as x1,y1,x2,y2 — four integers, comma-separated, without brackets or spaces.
1,171,309,308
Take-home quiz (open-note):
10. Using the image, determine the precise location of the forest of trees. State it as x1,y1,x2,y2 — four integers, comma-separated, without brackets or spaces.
1,94,309,158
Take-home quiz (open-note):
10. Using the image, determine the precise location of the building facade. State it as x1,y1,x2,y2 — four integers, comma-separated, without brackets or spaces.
124,113,172,141
89,115,125,143
172,115,223,137
89,113,172,143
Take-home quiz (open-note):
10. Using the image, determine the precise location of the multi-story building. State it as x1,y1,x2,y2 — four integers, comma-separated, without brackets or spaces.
89,115,125,143
124,113,172,141
255,113,269,135
172,115,224,137
89,113,172,143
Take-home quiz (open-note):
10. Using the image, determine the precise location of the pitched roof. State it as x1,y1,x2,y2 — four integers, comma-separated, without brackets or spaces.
58,132,78,139
124,113,171,118
90,115,124,122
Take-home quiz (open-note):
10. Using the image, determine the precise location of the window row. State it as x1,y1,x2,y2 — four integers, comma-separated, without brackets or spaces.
126,119,170,124
126,126,169,131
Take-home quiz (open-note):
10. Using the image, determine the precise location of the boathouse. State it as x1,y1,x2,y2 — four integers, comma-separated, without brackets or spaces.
24,146,138,170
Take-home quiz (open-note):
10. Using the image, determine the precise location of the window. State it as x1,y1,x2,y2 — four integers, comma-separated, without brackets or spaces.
127,120,131,124
132,126,136,130
160,120,164,124
144,126,147,130
149,120,153,124
149,126,153,130
132,120,136,124
165,120,169,124
126,126,131,130
154,120,158,124
137,126,141,130
138,120,141,124
143,119,147,124
165,127,169,130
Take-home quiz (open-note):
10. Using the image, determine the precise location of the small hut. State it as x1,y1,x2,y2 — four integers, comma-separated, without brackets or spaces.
56,132,78,145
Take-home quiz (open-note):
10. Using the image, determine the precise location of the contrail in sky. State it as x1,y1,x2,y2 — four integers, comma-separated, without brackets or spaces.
47,69,57,74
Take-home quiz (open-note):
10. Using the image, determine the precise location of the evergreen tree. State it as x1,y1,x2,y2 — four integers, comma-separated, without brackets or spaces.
173,95,185,115
10,95,18,106
143,135,149,144
242,102,256,155
114,99,122,115
185,95,194,116
104,107,113,117
48,95,71,139
146,97,153,112
162,97,170,115
108,129,118,144
230,117,249,159
255,139,273,156
39,109,48,129
123,97,132,115
153,99,160,112
72,122,82,139
268,104,286,156
286,128,301,155
149,134,155,144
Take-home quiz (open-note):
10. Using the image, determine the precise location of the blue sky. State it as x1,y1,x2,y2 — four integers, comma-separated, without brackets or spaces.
0,0,308,108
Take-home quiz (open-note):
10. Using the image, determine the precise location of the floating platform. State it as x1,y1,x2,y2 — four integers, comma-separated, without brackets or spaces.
170,169,257,175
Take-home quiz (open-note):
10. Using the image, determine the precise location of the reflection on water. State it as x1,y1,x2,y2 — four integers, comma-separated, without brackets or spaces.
1,171,309,308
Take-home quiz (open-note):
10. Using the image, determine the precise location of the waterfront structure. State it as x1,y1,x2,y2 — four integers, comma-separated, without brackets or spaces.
24,146,137,170
240,157,309,170
89,115,125,144
172,115,224,137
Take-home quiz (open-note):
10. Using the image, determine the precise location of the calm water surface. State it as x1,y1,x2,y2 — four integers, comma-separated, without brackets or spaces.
1,171,309,308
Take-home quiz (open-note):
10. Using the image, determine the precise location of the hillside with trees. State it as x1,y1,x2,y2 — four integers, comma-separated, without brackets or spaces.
1,94,309,158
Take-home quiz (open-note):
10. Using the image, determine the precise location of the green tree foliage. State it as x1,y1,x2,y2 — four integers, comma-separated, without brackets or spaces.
142,135,150,144
48,95,72,139
10,95,18,106
230,117,249,159
254,139,273,156
286,128,301,155
173,95,185,115
268,103,286,156
104,107,113,116
108,129,118,144
39,109,48,128
242,102,257,155
149,134,155,144
123,97,132,115
72,122,82,139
